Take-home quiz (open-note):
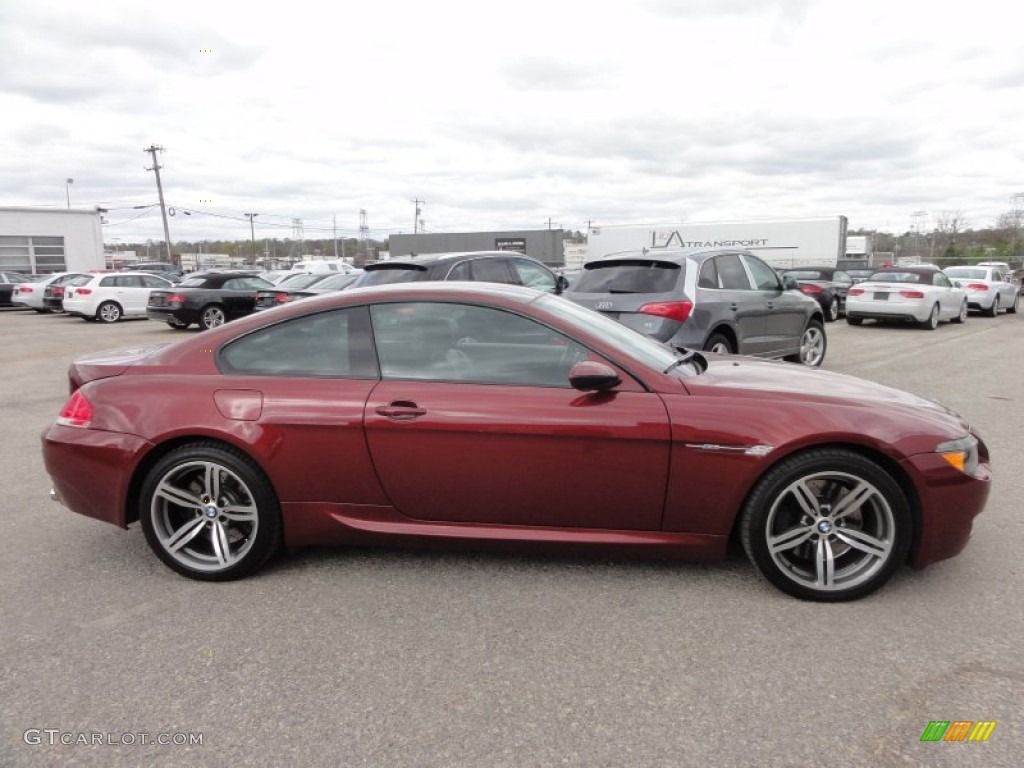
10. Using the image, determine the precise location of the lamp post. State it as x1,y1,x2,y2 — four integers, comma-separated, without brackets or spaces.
65,178,74,208
244,213,259,265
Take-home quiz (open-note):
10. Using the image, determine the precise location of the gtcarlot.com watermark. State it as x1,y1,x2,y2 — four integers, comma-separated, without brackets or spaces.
24,729,203,747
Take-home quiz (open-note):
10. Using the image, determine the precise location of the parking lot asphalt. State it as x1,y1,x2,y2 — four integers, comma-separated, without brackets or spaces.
1,308,1022,767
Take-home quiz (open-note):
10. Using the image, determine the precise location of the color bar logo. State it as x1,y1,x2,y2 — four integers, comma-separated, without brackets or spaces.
920,721,996,742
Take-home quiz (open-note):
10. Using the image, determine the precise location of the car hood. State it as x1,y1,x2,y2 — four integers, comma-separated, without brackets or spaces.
681,355,971,436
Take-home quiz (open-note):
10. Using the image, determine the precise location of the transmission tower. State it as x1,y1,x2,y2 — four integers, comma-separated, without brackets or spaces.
910,211,929,262
358,209,370,261
290,218,304,261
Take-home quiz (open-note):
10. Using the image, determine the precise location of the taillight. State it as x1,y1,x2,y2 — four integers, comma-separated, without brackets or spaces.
57,390,93,428
848,287,865,296
18,286,33,294
52,287,65,296
275,292,291,304
966,283,989,291
638,301,694,323
899,290,925,299
800,284,823,295
168,293,185,305
74,288,92,296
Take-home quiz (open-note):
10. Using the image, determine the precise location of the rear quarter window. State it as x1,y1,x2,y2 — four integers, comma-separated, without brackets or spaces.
572,261,681,293
357,268,428,286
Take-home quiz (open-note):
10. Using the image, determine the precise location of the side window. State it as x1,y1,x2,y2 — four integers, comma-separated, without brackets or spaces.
219,307,376,377
715,254,752,290
121,275,145,288
509,259,557,293
833,271,852,286
370,302,589,386
698,258,718,288
743,255,781,291
223,278,244,290
993,271,1004,282
99,277,118,287
933,273,950,287
447,261,472,281
468,258,515,284
142,275,169,288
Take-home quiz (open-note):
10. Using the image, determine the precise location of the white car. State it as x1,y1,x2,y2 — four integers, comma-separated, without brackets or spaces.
845,267,968,330
12,272,91,313
944,265,1019,316
62,271,174,323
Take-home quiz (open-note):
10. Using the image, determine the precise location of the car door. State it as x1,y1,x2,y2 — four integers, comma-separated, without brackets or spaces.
742,254,807,356
363,301,671,530
932,271,960,317
221,277,260,317
116,274,149,314
507,257,559,293
709,253,767,355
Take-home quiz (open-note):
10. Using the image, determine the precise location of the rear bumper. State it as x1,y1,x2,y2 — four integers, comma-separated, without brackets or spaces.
42,424,152,528
147,306,197,324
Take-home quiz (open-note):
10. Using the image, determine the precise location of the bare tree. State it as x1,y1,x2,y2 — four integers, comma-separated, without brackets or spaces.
932,209,969,263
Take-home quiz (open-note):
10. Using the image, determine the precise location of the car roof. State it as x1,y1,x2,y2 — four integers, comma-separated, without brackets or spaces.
585,247,723,267
871,266,940,275
365,251,539,271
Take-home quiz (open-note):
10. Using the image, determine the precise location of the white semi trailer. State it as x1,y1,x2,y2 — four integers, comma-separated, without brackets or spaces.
587,216,848,269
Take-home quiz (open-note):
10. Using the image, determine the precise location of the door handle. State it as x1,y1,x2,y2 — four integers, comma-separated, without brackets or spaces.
766,302,775,309
375,401,426,420
729,303,739,311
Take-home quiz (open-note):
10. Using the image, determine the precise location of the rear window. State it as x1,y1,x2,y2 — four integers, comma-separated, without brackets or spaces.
784,270,825,280
869,272,923,283
355,267,429,287
572,261,681,294
944,268,985,279
178,277,210,288
67,274,93,287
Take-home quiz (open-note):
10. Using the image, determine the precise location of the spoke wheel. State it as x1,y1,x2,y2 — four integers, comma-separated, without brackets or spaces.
984,296,999,317
827,298,839,322
920,303,940,330
703,332,734,355
740,449,911,601
200,305,226,330
97,301,122,323
140,443,281,580
952,300,968,324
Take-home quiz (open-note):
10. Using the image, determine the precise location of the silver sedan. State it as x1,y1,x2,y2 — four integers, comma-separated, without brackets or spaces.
943,265,1020,316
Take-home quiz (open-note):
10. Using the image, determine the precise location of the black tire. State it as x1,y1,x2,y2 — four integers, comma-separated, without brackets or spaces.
919,303,940,330
739,448,911,601
96,301,122,323
167,318,190,330
826,297,839,322
703,332,735,355
1008,292,1019,314
951,300,968,324
139,442,282,581
846,316,864,326
984,296,999,317
784,319,826,367
199,304,226,330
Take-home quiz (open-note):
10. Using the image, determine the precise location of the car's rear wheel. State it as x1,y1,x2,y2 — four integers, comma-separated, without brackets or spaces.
785,319,826,367
846,315,863,326
703,332,734,355
920,303,940,330
952,300,968,324
139,443,282,581
984,295,999,317
200,304,226,330
97,301,122,323
1008,292,1019,314
826,298,839,322
740,449,911,601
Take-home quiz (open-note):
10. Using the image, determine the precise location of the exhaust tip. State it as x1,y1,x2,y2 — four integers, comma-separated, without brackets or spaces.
49,487,60,503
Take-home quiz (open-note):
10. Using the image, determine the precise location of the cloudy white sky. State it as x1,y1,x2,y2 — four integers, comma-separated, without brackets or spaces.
1,0,1022,244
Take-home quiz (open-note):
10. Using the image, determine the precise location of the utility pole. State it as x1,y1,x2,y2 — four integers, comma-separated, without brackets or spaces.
143,145,174,265
65,178,73,208
244,213,258,265
333,214,339,259
358,209,370,262
412,198,424,234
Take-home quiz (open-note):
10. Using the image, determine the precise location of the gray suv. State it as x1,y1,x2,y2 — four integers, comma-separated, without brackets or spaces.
566,248,827,366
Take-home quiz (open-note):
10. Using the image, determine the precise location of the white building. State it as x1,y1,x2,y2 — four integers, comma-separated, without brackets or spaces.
0,207,105,274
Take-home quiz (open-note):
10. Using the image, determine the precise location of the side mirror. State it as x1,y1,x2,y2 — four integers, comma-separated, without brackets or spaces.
555,275,570,294
782,276,799,291
952,280,962,288
568,360,620,392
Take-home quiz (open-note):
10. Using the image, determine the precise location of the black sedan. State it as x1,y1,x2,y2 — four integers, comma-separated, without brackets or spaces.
0,272,31,307
147,272,275,330
254,272,360,311
779,267,854,322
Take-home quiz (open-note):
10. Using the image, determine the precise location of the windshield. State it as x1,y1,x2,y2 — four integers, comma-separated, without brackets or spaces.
944,267,985,279
571,260,681,294
535,293,684,373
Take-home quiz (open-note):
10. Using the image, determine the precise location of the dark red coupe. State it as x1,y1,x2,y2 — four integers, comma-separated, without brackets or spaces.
42,283,990,601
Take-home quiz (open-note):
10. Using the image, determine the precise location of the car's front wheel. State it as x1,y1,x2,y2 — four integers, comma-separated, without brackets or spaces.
785,319,826,367
740,449,911,601
199,304,226,330
952,300,968,324
826,297,839,322
139,443,282,581
984,295,999,317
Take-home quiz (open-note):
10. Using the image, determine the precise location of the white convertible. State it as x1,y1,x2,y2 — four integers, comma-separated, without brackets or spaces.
845,267,968,330
943,265,1019,316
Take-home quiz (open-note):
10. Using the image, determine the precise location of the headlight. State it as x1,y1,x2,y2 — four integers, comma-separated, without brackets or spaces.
936,435,979,475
